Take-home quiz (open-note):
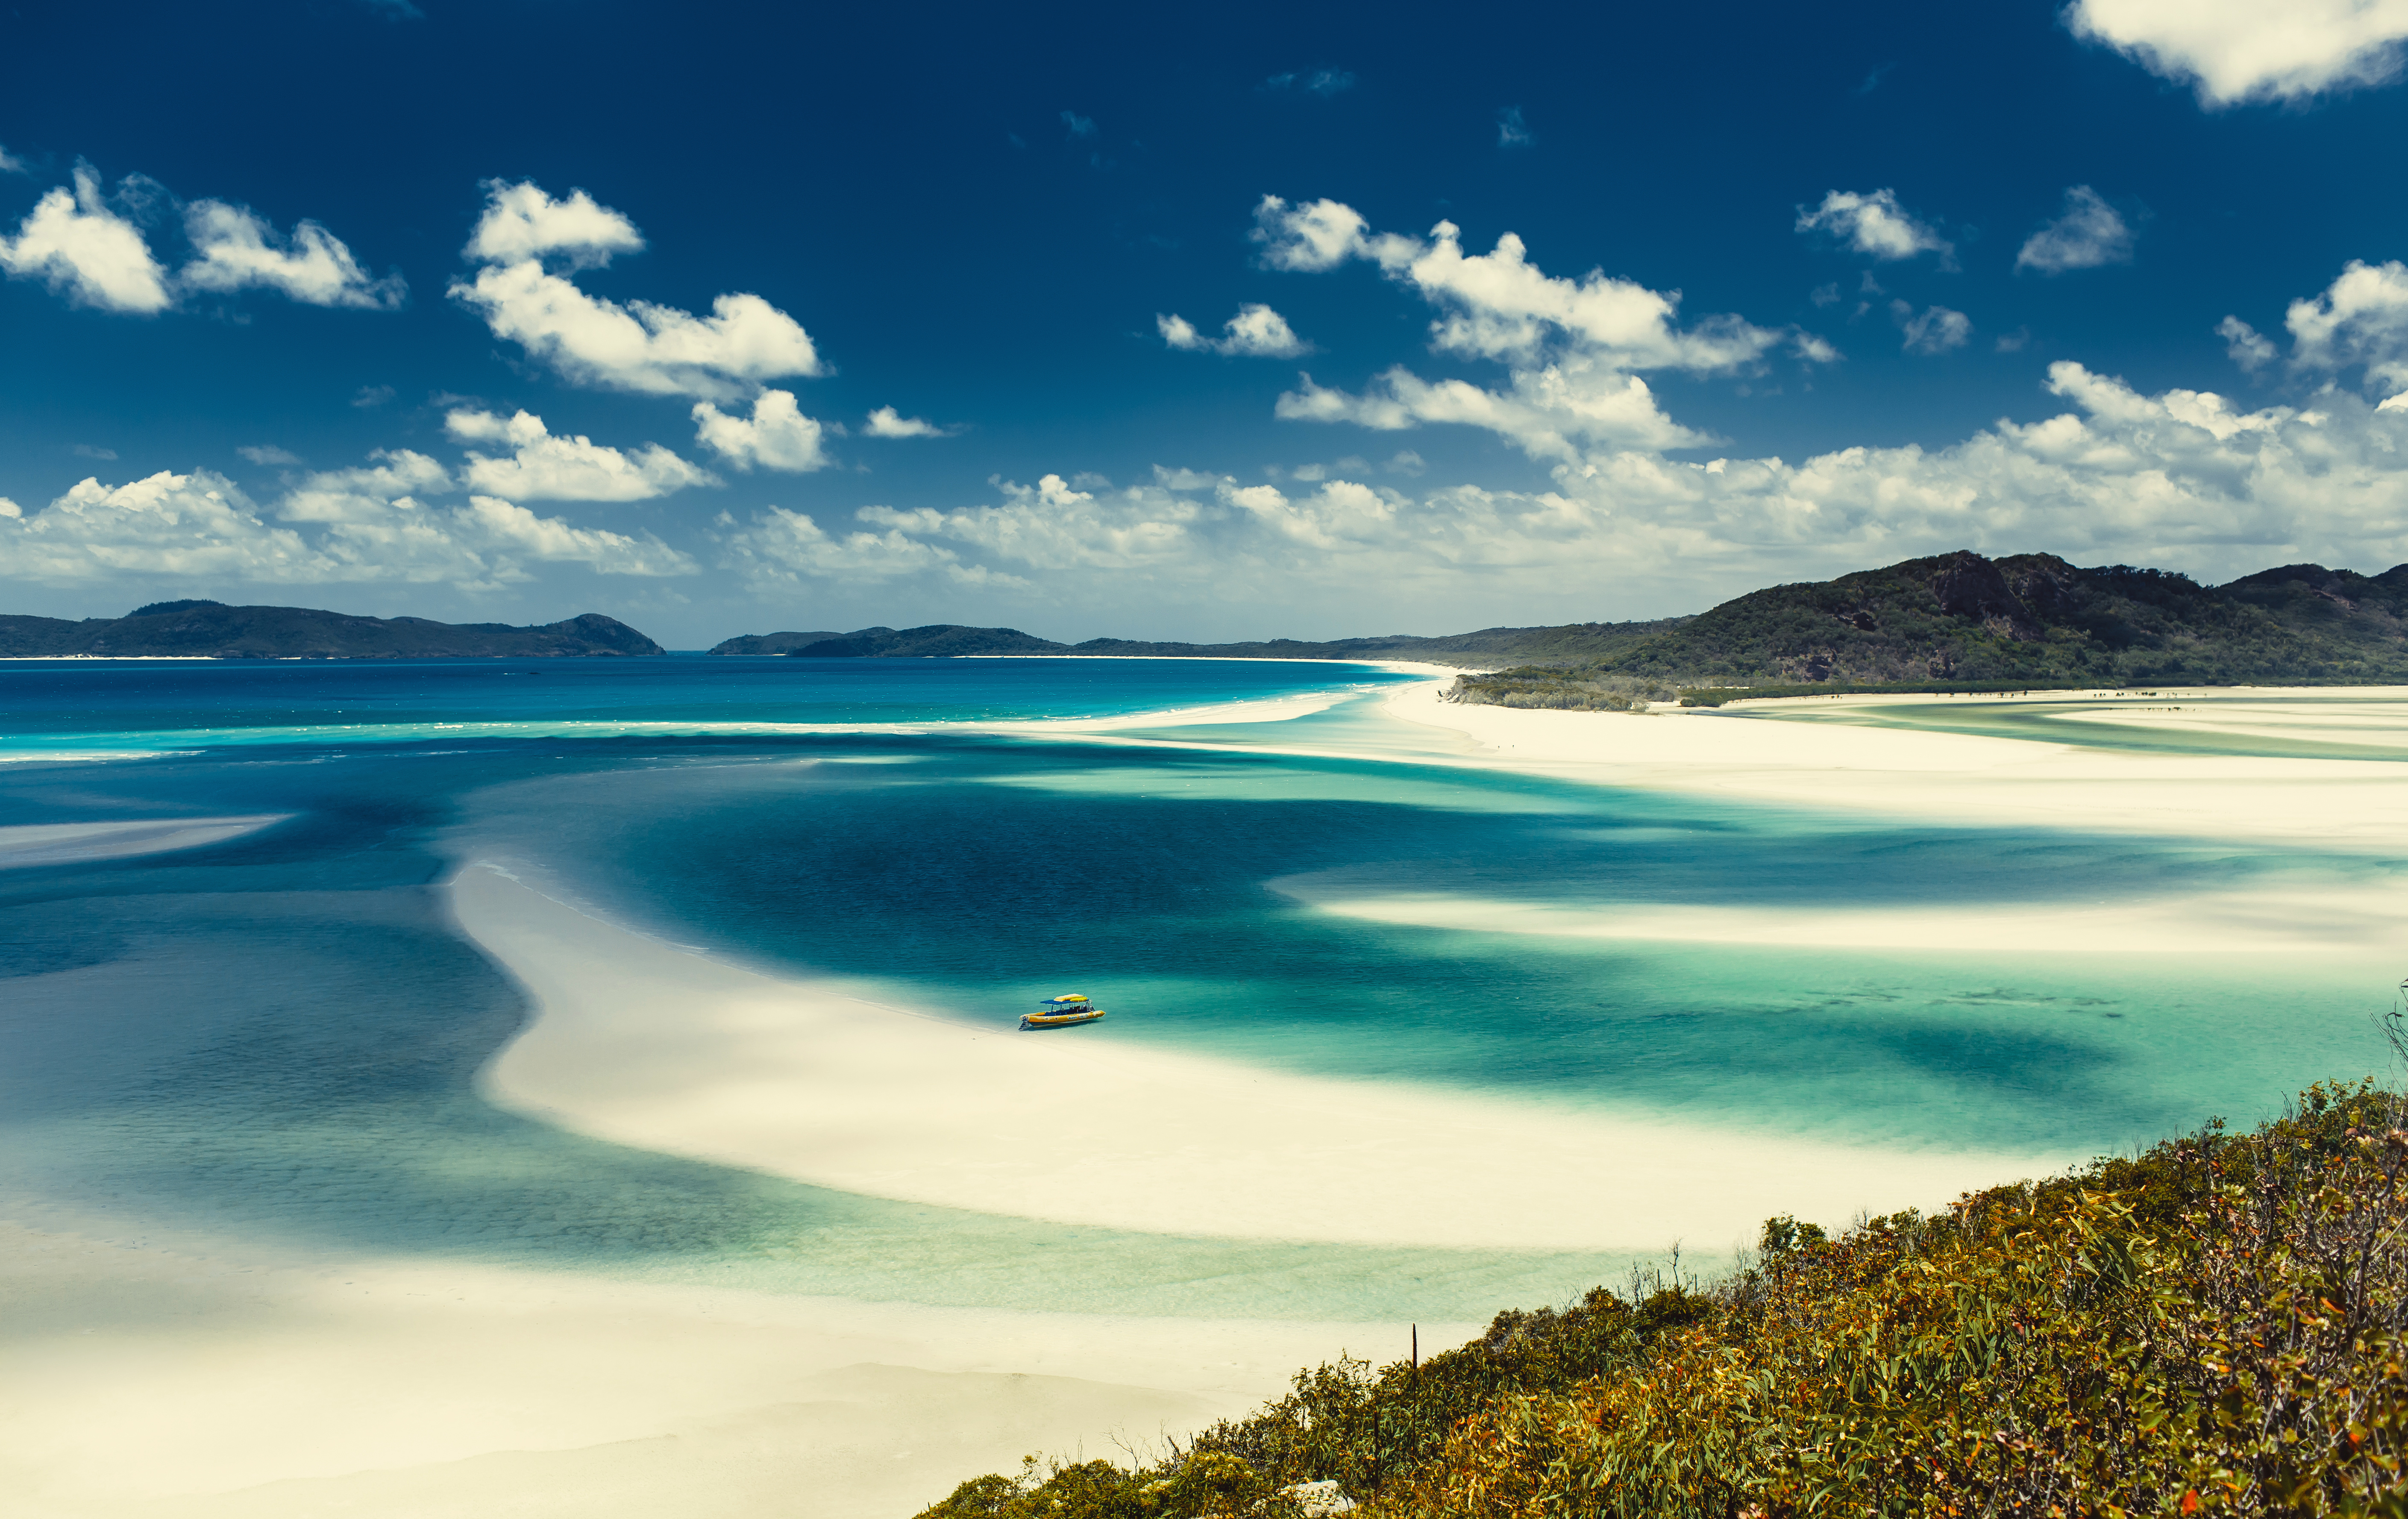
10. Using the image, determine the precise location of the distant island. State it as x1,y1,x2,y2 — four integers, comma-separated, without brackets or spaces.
0,601,664,659
15,552,2408,681
703,620,1689,664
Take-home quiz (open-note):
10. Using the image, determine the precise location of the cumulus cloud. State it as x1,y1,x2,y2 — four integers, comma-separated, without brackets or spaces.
719,506,1013,588
1796,188,1955,266
445,408,716,500
691,389,832,471
0,163,402,316
864,405,950,438
0,165,170,313
2066,0,2408,107
452,180,820,399
279,449,691,582
2016,186,2137,274
1252,195,1418,272
1898,303,1973,355
2283,259,2408,394
2218,314,2278,371
1157,303,1311,357
772,356,2408,613
462,181,644,270
180,200,405,308
0,449,693,589
452,262,820,399
1256,202,1802,459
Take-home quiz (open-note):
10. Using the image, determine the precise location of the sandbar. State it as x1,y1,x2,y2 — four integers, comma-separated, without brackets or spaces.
457,864,2061,1252
0,816,287,869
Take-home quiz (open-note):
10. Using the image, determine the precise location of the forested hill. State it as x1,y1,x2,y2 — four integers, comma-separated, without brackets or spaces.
0,602,666,659
705,619,1691,664
1459,552,2408,702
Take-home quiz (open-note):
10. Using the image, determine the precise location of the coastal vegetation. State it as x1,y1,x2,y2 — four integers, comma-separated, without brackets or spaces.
917,1068,2408,1518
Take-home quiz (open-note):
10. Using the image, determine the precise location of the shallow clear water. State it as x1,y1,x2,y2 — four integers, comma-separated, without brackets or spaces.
2,660,2395,1323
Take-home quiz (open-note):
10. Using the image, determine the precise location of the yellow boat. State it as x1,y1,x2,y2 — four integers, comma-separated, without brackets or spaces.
1022,993,1107,1030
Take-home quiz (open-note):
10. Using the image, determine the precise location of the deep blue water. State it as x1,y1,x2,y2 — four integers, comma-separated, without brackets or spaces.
1,657,2394,1322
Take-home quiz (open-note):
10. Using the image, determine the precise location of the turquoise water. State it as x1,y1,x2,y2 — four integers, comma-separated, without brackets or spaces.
1,661,2395,1322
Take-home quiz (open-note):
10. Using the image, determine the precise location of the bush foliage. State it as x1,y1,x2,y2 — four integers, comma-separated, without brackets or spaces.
917,1073,2408,1519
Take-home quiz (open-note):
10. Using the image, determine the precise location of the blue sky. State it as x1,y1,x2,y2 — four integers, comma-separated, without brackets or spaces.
3,0,2406,647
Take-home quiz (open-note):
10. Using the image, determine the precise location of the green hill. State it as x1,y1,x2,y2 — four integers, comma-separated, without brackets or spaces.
0,601,664,659
1455,552,2408,708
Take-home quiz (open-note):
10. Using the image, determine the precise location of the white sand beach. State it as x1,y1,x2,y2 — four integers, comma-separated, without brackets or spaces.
1377,682,2408,851
0,1219,1408,1519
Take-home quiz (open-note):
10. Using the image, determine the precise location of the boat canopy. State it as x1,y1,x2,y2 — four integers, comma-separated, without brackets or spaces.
1043,993,1090,1005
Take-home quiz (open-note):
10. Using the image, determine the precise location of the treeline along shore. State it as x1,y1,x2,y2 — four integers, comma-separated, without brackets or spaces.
918,1074,2408,1519
14,553,2408,690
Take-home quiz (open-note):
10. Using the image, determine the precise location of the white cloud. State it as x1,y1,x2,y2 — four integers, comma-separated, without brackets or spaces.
0,453,694,589
854,474,1198,574
1061,111,1098,138
455,494,692,576
719,506,1011,588
1496,107,1535,147
462,180,644,270
445,408,716,500
1251,195,1417,272
691,389,832,471
180,200,405,308
2284,258,2408,394
0,471,327,582
2218,314,2277,371
2016,186,2136,274
0,165,170,313
450,180,819,399
1898,303,1973,355
1218,476,1400,550
1795,188,1954,265
352,384,396,408
864,405,949,438
451,260,820,399
0,145,26,174
238,445,302,466
2066,0,2408,106
1158,303,1311,357
72,443,117,461
1258,203,1796,459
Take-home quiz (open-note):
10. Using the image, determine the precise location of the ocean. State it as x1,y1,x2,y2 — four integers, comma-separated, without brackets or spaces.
2,658,2395,1325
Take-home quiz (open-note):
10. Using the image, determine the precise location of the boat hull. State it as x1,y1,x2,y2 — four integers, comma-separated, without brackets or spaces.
1019,1009,1106,1030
